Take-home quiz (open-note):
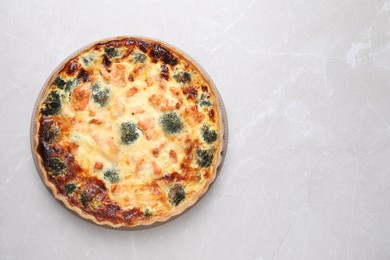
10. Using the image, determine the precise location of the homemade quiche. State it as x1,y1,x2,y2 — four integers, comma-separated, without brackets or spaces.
31,37,226,229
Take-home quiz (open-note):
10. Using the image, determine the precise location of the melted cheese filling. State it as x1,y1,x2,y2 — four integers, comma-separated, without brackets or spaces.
48,45,220,216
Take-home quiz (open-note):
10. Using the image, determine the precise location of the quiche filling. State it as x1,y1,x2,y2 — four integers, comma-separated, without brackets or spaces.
35,38,222,227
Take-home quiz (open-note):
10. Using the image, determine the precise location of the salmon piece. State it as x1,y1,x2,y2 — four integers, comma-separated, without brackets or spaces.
89,109,96,116
94,161,103,170
192,110,205,123
185,106,206,124
71,84,91,111
89,118,103,125
68,142,79,155
148,183,161,195
101,63,126,86
169,150,178,163
135,158,145,174
138,115,154,130
169,87,181,96
126,87,139,97
148,93,163,106
111,183,121,193
149,93,176,112
133,65,140,74
152,148,159,157
159,141,167,149
159,83,166,91
91,133,119,154
116,98,125,110
132,106,145,114
144,130,154,140
151,141,166,157
147,75,165,90
178,133,190,143
146,77,153,86
160,99,175,112
153,75,164,84
138,115,155,140
100,68,111,81
152,161,162,175
111,98,125,118
111,63,126,86
107,138,119,153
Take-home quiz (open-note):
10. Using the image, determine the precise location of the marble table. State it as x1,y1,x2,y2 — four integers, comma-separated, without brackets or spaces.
1,0,390,259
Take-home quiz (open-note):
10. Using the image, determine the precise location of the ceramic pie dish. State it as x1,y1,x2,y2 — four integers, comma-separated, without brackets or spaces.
31,36,228,230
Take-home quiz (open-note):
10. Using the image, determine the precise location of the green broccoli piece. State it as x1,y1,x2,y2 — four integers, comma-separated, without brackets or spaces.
104,168,120,184
91,83,100,93
201,125,218,144
53,76,66,90
64,78,79,93
94,89,110,106
160,112,183,134
120,122,139,144
144,208,152,217
81,55,94,66
41,91,62,116
173,71,191,84
80,191,90,207
104,47,119,58
198,93,212,107
40,120,59,143
81,57,89,65
168,183,185,206
133,52,146,63
91,83,110,106
46,157,67,176
63,183,77,195
196,149,214,168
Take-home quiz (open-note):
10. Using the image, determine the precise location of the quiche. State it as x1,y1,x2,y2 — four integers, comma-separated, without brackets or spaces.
31,37,226,229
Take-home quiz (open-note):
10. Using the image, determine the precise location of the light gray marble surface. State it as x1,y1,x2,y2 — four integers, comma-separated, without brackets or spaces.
1,0,390,259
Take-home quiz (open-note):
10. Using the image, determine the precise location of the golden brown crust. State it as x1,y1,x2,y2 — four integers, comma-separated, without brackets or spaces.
31,36,227,229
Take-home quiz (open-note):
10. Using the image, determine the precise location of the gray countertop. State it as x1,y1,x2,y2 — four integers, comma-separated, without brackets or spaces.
1,0,390,259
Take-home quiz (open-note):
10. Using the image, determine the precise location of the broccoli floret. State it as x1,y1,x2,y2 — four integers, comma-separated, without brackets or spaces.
104,168,119,184
120,123,139,143
104,47,118,58
41,121,59,143
144,208,152,217
81,55,94,66
64,78,79,93
120,122,139,144
81,57,89,65
160,112,183,134
63,183,77,195
41,91,62,116
91,83,110,106
198,93,212,107
53,76,66,90
196,149,214,168
80,191,90,207
133,52,146,63
91,83,100,93
173,71,191,84
201,125,218,144
46,157,67,176
168,183,185,206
